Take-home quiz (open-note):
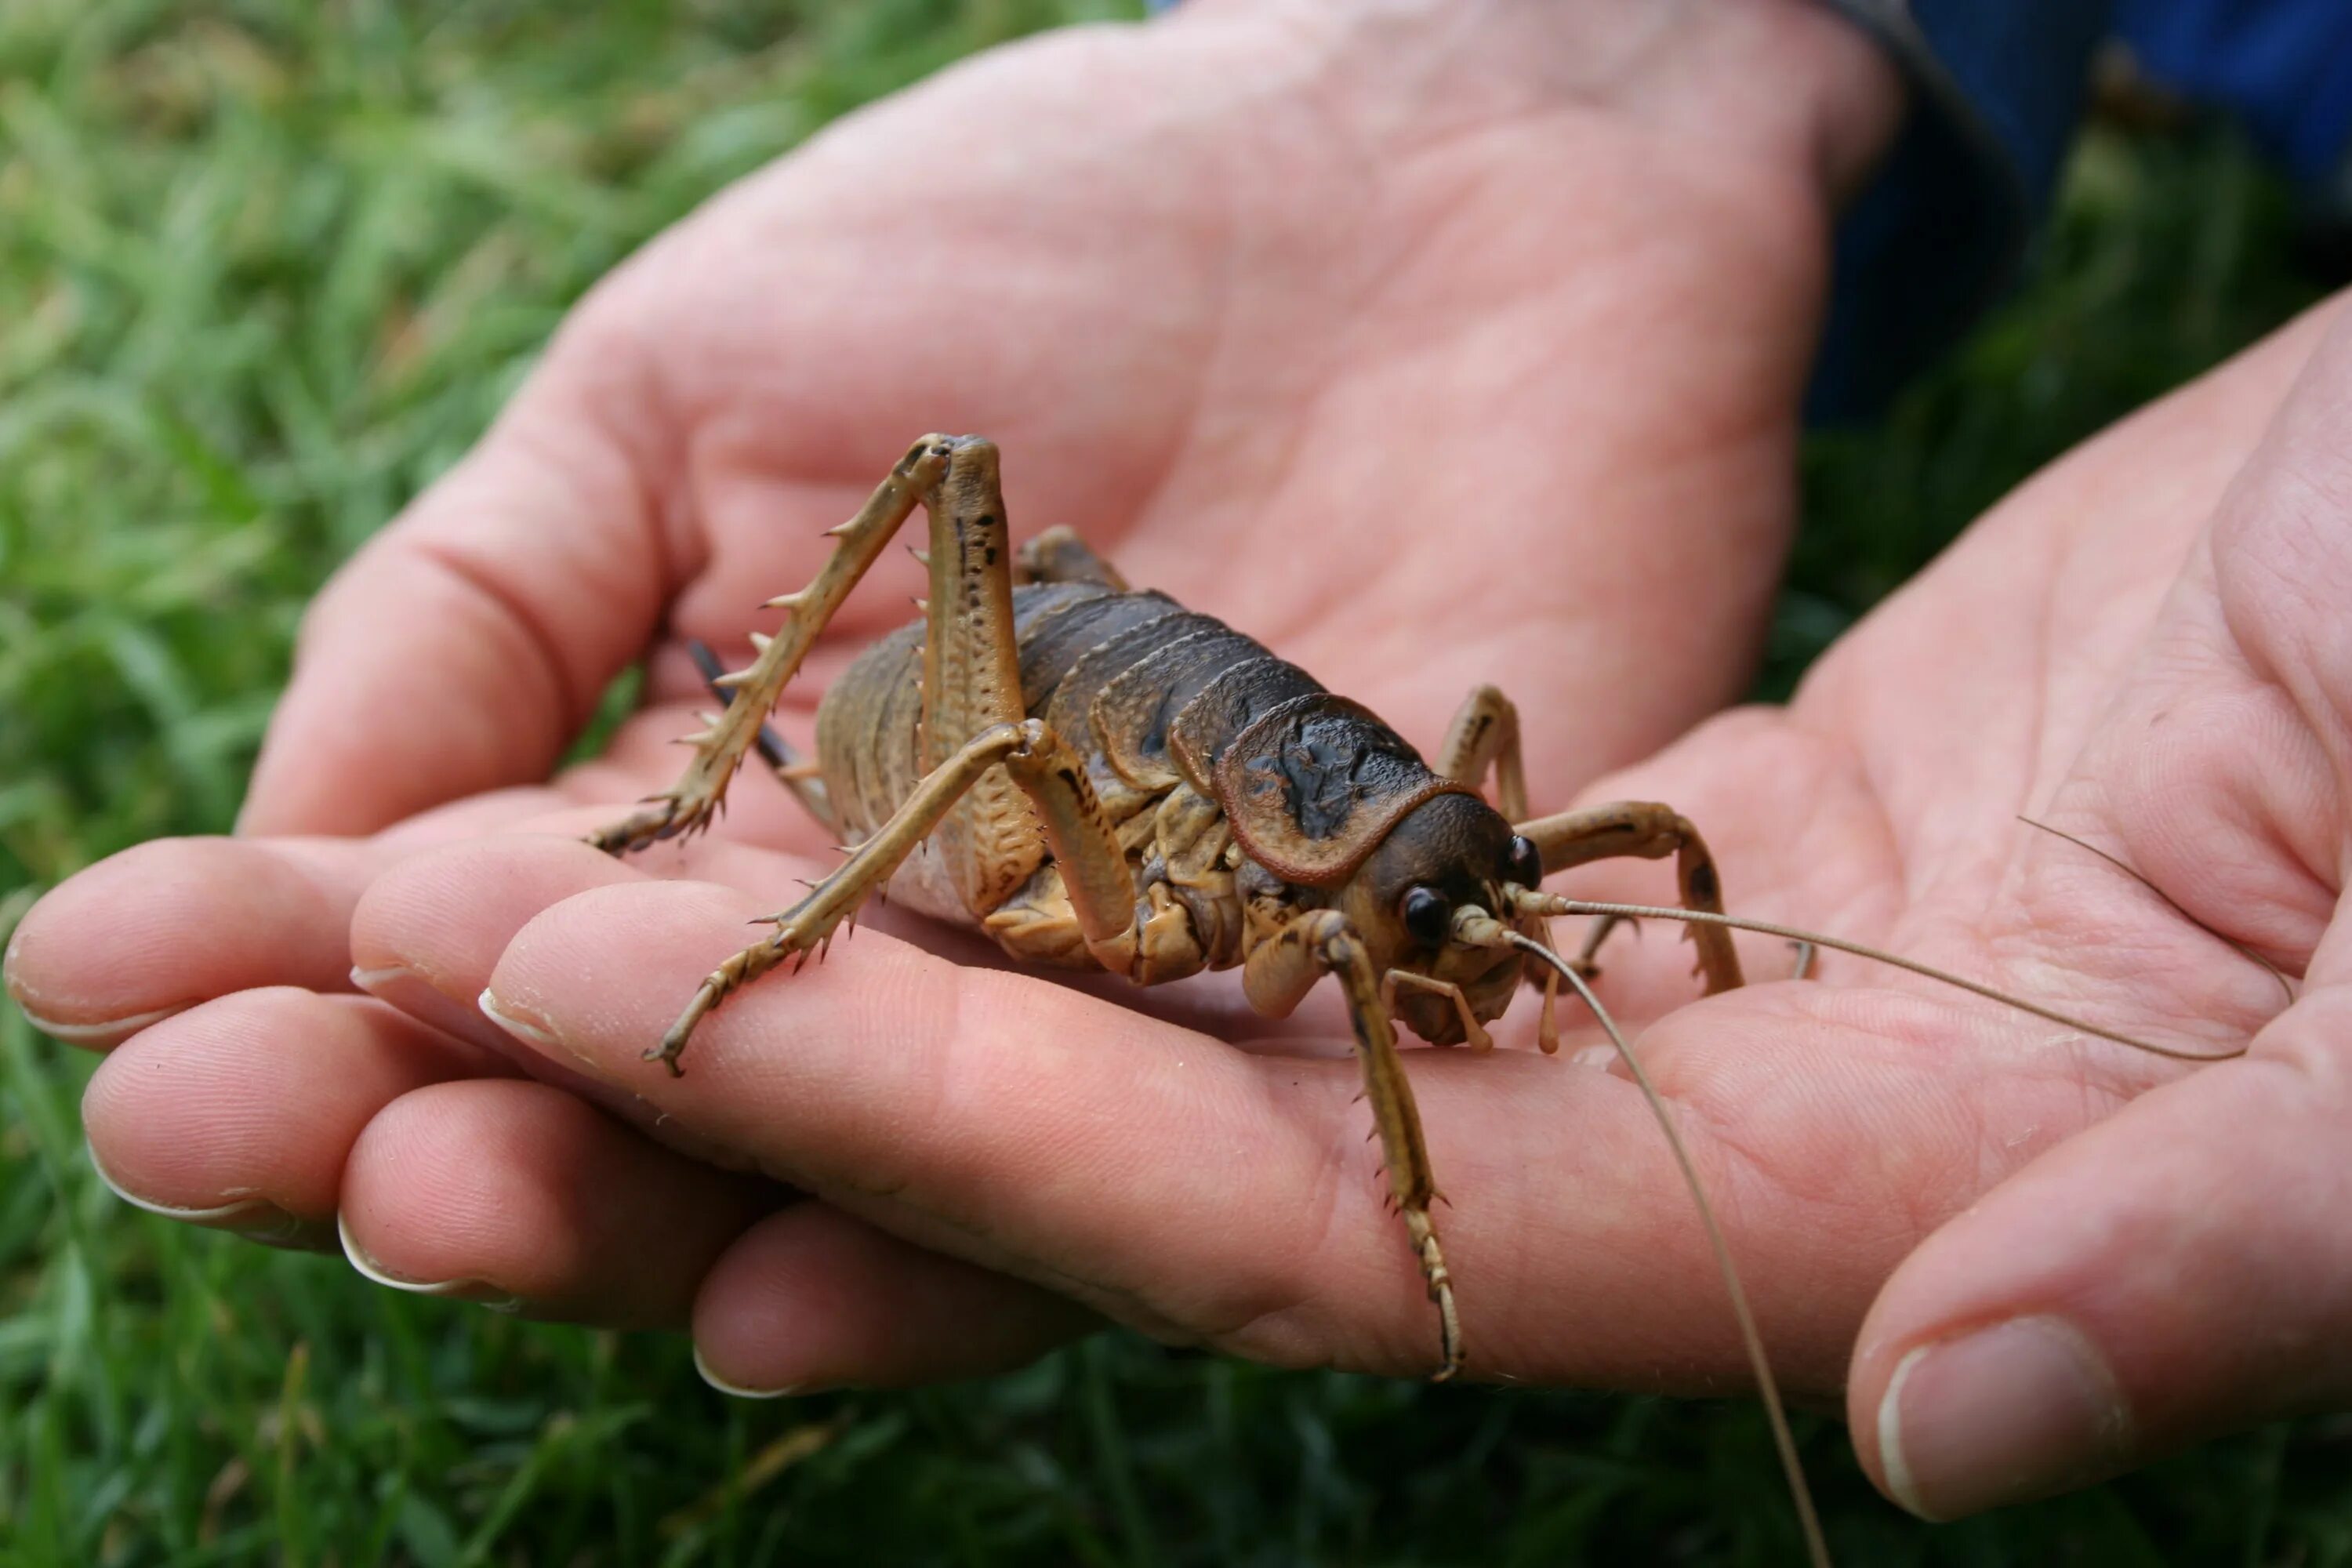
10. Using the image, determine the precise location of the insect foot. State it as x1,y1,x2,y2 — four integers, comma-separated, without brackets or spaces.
587,788,722,857
652,904,837,1076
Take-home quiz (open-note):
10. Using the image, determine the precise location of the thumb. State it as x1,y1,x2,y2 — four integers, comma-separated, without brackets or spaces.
238,310,672,836
1847,978,2352,1519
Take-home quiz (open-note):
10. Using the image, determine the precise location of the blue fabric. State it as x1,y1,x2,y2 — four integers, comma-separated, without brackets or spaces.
1815,0,2352,417
1806,0,2112,421
2117,0,2352,180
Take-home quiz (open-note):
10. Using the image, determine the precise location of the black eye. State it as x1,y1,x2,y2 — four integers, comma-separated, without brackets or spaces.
1504,834,1542,889
1401,887,1450,947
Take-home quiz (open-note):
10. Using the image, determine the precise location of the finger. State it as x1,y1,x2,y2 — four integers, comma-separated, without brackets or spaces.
470,877,1375,1362
1849,979,2352,1520
2208,296,2352,798
691,1205,1096,1395
347,1077,1089,1363
355,829,1308,1065
460,871,1874,1385
3,786,593,1051
351,833,651,1075
7,837,411,1050
339,1077,774,1325
238,321,673,837
81,989,499,1250
350,831,883,1159
352,837,1100,1359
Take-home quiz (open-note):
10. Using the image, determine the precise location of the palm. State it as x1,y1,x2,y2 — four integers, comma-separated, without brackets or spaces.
249,5,1833,844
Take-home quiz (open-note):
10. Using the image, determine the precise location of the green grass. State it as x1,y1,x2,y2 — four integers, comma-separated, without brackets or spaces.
3,2,2349,1563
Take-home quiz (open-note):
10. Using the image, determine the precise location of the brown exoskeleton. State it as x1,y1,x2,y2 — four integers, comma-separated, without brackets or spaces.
587,434,1751,1384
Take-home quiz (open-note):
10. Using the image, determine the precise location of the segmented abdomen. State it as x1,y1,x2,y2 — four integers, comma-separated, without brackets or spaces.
813,582,1325,921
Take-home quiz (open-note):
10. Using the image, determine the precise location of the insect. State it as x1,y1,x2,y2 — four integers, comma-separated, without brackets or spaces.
587,434,2255,1566
586,430,1756,1374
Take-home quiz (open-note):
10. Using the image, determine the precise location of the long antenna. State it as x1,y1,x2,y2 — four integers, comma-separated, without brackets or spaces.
2014,815,2295,1008
1508,932,1831,1568
1523,897,2249,1065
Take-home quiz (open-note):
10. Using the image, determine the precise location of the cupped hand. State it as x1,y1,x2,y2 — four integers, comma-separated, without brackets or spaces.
3,1,1896,1385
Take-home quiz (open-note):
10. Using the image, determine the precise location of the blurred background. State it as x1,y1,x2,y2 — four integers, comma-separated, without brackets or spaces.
2,2,2346,1563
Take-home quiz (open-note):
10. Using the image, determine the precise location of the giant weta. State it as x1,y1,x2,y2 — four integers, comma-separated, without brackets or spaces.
585,430,1760,1385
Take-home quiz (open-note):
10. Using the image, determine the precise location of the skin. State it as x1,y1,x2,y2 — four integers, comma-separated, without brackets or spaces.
30,0,2350,1523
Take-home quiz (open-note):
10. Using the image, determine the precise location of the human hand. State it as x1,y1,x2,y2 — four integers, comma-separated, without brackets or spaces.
201,289,2339,1410
87,282,2342,1425
1825,302,2352,1515
5,0,1896,1370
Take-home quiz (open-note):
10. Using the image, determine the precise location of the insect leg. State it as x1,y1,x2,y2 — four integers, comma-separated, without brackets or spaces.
1250,910,1461,1380
1514,802,1744,994
654,717,1039,1071
586,434,957,856
654,714,1149,1073
907,439,1163,961
1435,684,1529,820
1014,524,1129,590
684,640,837,835
909,437,1057,916
1435,684,1570,1034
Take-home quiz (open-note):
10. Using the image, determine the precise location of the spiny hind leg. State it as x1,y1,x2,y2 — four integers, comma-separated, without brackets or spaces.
657,437,1155,1070
909,440,1155,934
909,437,1050,917
684,641,837,837
585,435,956,855
657,717,1145,1073
657,718,1039,1073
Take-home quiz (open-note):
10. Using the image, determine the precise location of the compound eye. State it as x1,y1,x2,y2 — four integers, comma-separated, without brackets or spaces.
1504,834,1542,890
1401,886,1450,948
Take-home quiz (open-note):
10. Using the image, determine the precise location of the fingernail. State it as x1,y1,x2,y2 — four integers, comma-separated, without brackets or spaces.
353,962,519,1062
15,1001,189,1046
337,1211,523,1311
89,1140,285,1226
694,1342,798,1400
477,988,565,1053
1877,1315,2131,1519
480,987,606,1076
